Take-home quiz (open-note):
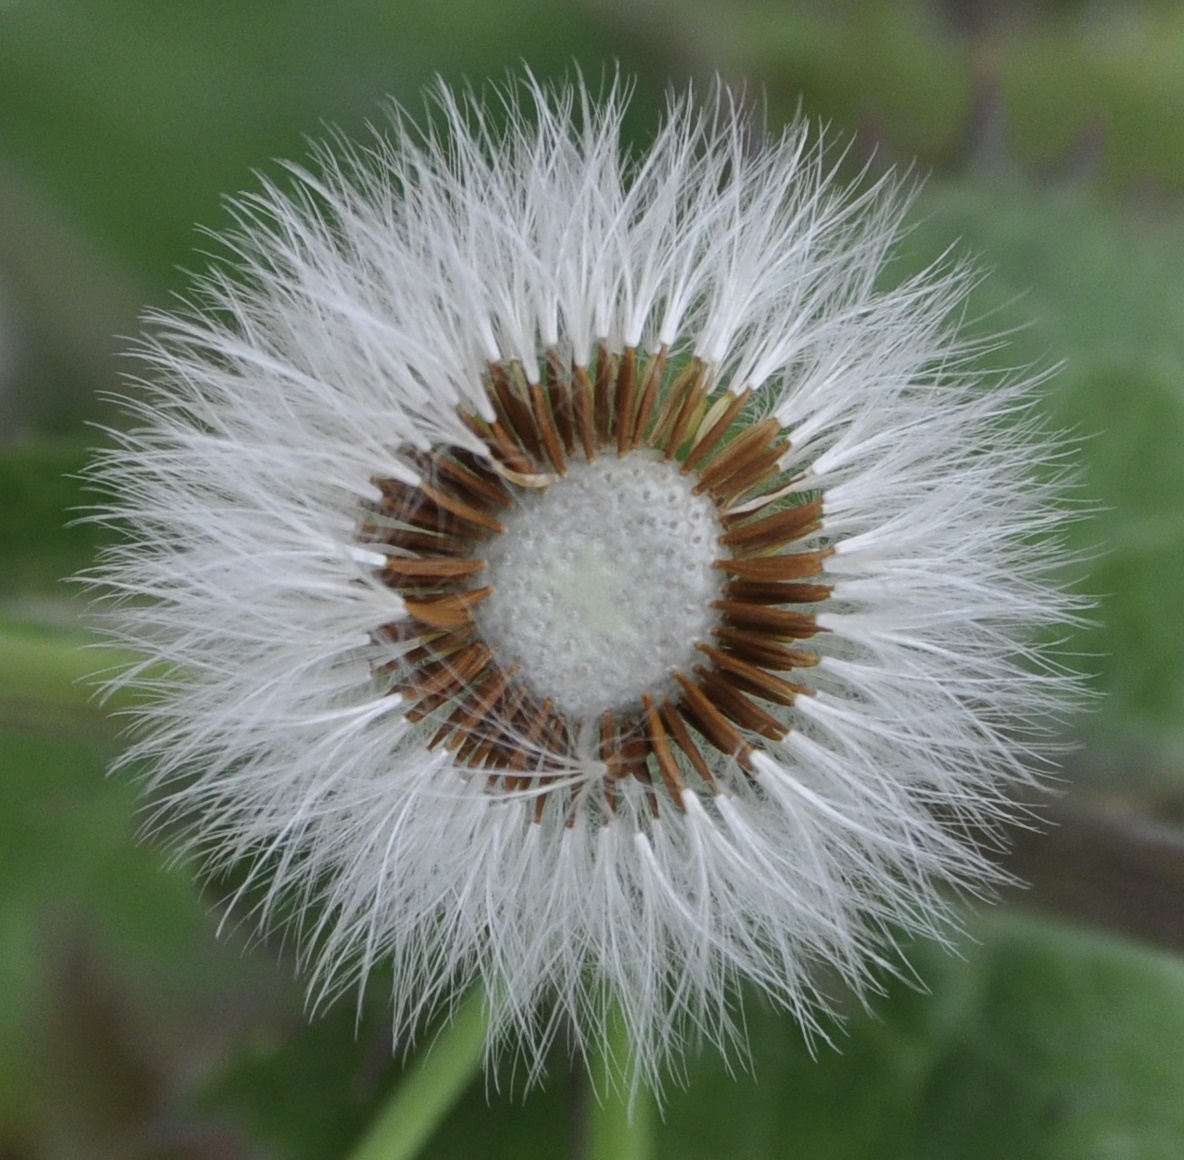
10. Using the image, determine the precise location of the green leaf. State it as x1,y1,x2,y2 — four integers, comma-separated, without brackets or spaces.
654,914,1184,1160
909,916,1184,1160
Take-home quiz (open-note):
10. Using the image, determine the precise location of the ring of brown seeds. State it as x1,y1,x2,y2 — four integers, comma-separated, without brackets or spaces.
360,344,833,820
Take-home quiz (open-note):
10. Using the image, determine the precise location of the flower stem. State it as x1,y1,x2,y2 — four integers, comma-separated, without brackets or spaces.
585,1011,656,1160
346,991,487,1160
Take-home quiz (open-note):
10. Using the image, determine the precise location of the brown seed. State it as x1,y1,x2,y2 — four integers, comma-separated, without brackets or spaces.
530,382,567,475
424,450,513,508
631,755,661,818
599,711,621,771
614,346,637,456
509,697,555,773
659,700,719,793
545,349,577,455
373,479,462,534
489,363,544,462
397,626,474,668
693,417,781,491
720,498,824,552
600,710,621,811
457,409,535,477
711,443,791,507
722,579,833,607
471,683,529,768
544,712,572,769
439,664,516,750
681,389,751,474
630,347,668,449
648,359,705,449
674,670,755,769
407,641,492,700
403,586,493,628
594,346,616,447
367,525,474,556
372,618,430,646
714,549,828,583
712,626,820,670
419,484,506,534
694,665,788,741
698,643,808,707
643,694,688,808
705,603,819,639
382,556,486,582
662,377,709,461
571,363,598,461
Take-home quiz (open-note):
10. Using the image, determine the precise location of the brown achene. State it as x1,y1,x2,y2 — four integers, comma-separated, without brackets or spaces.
361,344,831,818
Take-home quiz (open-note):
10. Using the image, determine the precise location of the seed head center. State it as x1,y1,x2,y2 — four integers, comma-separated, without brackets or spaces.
478,452,722,721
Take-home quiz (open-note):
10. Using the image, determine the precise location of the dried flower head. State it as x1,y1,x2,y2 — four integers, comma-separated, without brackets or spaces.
91,75,1080,1088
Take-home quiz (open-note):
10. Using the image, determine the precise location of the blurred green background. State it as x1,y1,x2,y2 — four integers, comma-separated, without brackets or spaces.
3,1,1184,1157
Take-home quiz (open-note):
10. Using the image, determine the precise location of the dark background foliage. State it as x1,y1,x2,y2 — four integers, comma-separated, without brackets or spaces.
3,2,1184,1157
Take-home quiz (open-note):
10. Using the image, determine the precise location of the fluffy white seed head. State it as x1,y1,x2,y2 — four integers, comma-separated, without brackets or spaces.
86,73,1085,1094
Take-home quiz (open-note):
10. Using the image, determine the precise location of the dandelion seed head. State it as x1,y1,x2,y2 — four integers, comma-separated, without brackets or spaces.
86,71,1086,1093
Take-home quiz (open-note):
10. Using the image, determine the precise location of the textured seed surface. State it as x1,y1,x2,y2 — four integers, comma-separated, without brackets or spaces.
478,452,722,720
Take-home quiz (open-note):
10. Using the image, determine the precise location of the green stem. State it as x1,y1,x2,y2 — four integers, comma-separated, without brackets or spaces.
586,1010,656,1160
346,991,488,1160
